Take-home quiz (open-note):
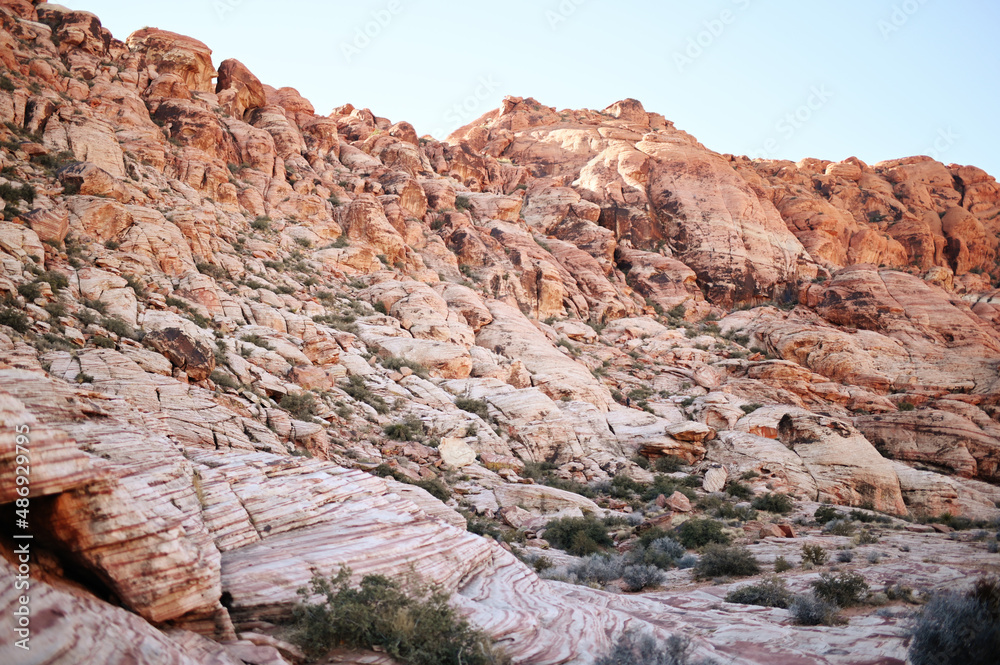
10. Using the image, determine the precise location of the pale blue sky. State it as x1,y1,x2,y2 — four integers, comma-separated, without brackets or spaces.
68,0,1000,176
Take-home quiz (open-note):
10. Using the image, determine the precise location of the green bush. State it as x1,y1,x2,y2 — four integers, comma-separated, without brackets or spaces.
811,571,869,607
293,569,507,665
774,556,793,573
382,354,430,379
342,375,389,414
595,631,694,665
751,493,794,514
0,307,29,333
725,481,753,500
101,316,138,340
250,216,271,231
455,195,472,212
801,544,829,566
281,392,317,420
654,456,685,473
694,544,760,579
17,282,42,301
789,594,841,626
384,417,425,442
725,576,792,608
621,564,665,592
676,519,730,549
456,397,491,422
814,505,842,524
909,575,1000,665
240,333,274,350
210,370,238,389
543,516,612,556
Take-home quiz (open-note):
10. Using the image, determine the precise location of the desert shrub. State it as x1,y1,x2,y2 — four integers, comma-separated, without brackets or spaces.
751,493,794,514
210,370,238,389
412,478,451,502
789,594,841,626
677,519,730,549
0,307,29,333
621,564,666,592
811,571,869,607
640,474,691,503
196,261,229,281
694,544,760,578
814,505,842,524
610,474,644,499
240,333,274,350
675,554,698,569
543,516,612,556
382,354,430,379
292,568,507,665
724,481,753,500
654,455,685,473
572,554,625,585
836,549,854,563
281,392,317,420
250,216,271,231
595,630,694,665
455,195,471,212
341,375,389,414
90,335,115,348
384,417,425,442
101,316,139,340
909,576,1000,665
823,518,856,536
17,282,42,301
773,556,793,573
638,537,686,569
725,576,792,608
857,529,880,545
800,544,829,566
455,397,491,422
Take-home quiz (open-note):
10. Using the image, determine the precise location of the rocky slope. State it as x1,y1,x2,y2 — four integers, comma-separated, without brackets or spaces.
0,2,999,664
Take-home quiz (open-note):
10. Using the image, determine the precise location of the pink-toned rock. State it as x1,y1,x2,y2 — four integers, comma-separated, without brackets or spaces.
216,58,266,119
127,28,217,93
665,490,691,512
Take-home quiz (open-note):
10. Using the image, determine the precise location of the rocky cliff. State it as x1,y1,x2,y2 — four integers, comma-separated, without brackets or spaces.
0,2,999,664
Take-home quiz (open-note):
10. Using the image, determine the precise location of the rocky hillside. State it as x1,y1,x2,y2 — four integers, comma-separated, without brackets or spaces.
1,2,999,664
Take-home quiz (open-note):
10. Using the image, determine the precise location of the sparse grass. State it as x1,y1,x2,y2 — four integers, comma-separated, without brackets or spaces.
341,375,389,414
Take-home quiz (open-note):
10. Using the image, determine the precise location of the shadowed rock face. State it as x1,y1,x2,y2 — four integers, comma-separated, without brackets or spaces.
1,4,1000,665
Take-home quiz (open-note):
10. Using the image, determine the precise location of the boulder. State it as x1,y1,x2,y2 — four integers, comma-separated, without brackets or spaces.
143,327,216,381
